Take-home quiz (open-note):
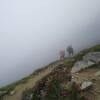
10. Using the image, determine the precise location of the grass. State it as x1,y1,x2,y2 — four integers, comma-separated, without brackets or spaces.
26,59,77,99
0,75,30,97
0,59,61,98
31,61,83,100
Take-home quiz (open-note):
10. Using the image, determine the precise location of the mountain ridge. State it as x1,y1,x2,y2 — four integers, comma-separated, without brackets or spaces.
1,44,100,100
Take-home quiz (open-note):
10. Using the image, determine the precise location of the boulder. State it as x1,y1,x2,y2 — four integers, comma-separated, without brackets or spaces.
71,52,100,73
80,81,93,90
71,60,95,73
83,52,100,64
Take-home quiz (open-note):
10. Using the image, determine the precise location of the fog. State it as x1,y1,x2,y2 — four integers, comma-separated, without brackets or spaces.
0,0,100,86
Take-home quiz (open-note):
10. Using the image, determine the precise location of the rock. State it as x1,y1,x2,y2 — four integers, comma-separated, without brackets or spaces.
71,73,82,85
25,93,33,100
63,82,73,91
71,60,95,73
83,52,100,64
9,90,16,96
94,71,100,77
40,90,46,97
81,81,93,90
71,52,100,73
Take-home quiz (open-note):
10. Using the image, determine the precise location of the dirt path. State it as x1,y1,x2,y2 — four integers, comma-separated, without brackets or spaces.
2,64,59,100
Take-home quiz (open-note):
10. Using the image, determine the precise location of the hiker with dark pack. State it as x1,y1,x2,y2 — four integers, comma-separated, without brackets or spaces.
66,46,74,56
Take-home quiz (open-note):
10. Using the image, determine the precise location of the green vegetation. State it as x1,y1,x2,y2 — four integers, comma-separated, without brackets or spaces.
22,60,82,100
0,76,30,97
74,45,100,61
0,59,61,98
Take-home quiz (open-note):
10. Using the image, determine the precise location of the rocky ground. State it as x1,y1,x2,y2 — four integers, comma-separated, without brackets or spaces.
22,61,80,100
1,62,61,100
0,44,100,100
72,66,100,100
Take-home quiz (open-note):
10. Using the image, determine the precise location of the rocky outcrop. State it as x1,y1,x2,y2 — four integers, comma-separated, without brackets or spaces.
80,81,93,90
71,60,95,73
71,52,100,73
83,52,100,64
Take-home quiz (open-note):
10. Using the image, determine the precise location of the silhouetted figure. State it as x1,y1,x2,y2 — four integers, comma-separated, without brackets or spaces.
66,46,74,56
59,50,65,60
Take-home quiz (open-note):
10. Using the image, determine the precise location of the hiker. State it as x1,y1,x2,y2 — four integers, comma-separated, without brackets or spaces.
66,45,74,56
59,50,65,60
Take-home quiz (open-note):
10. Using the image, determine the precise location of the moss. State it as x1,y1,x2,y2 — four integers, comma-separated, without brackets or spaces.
89,45,100,52
46,78,62,100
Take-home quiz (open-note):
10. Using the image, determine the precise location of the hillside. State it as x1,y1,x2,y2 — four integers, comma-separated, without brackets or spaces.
0,44,100,100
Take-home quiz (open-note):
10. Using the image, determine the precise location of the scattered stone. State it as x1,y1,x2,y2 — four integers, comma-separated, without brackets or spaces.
61,82,73,91
40,90,46,97
27,93,33,100
71,73,82,85
81,81,93,90
9,90,16,96
94,71,100,77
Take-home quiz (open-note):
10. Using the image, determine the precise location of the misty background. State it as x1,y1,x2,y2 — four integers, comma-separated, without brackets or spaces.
0,0,100,87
